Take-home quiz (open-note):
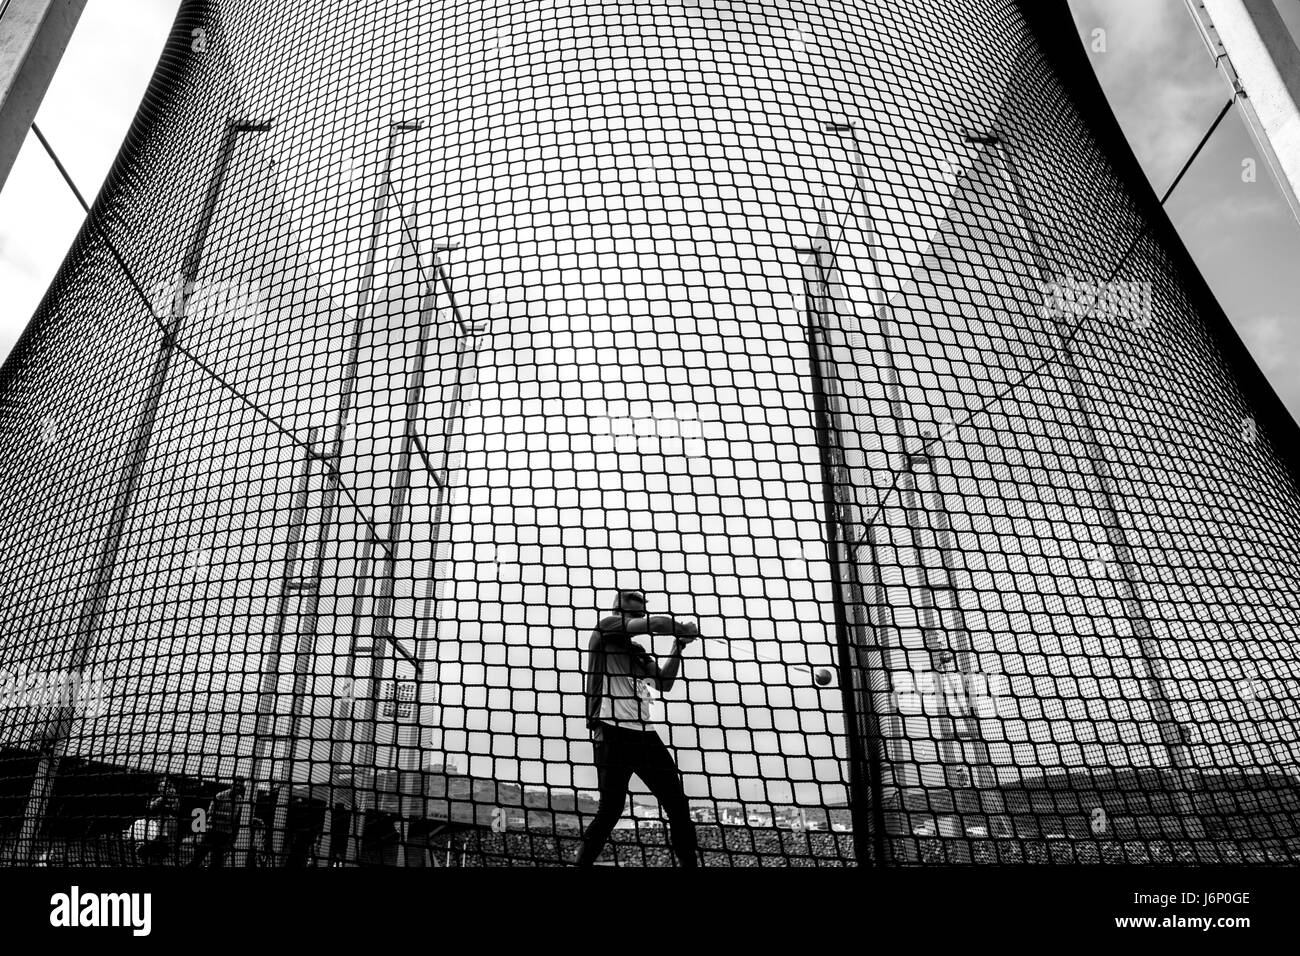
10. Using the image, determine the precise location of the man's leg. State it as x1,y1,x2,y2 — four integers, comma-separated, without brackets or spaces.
211,837,230,868
635,732,698,868
576,728,634,866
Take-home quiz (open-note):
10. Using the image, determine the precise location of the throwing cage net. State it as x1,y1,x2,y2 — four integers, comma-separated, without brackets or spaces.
0,0,1298,867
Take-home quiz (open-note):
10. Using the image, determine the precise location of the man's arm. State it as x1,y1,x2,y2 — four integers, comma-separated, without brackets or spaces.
623,615,687,637
631,621,699,693
584,631,606,730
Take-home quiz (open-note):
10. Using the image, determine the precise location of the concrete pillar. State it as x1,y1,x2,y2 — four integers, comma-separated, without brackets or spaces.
1199,0,1300,225
0,0,89,192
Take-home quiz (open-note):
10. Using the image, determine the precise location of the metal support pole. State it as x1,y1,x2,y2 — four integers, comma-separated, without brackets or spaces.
799,245,891,866
15,120,268,863
363,241,459,866
819,122,929,860
248,119,419,866
240,427,320,866
895,446,993,862
343,244,481,865
822,120,1000,857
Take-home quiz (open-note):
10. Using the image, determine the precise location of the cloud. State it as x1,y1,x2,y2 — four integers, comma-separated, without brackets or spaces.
1236,313,1300,418
1175,177,1283,238
1238,314,1295,373
0,230,44,278
1070,0,1227,187
1070,0,1300,423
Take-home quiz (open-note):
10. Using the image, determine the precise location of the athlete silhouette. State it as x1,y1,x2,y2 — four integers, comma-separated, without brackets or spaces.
577,589,700,867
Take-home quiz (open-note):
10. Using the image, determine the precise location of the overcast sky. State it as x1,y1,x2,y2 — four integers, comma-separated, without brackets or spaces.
1071,0,1300,420
1,0,1299,421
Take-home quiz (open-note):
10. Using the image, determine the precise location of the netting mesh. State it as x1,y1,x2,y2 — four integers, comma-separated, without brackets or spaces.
0,0,1298,868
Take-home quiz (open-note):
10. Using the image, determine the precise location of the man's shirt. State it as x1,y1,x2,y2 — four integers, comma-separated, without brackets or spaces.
589,616,656,732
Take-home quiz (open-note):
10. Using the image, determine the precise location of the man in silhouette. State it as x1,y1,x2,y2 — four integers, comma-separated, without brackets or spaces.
188,779,245,868
577,589,700,867
136,776,179,865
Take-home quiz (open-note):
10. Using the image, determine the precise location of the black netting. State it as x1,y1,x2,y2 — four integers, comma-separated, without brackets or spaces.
0,0,1297,868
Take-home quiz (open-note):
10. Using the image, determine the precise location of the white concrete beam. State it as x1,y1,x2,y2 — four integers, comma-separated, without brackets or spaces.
1199,0,1300,226
0,0,89,193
